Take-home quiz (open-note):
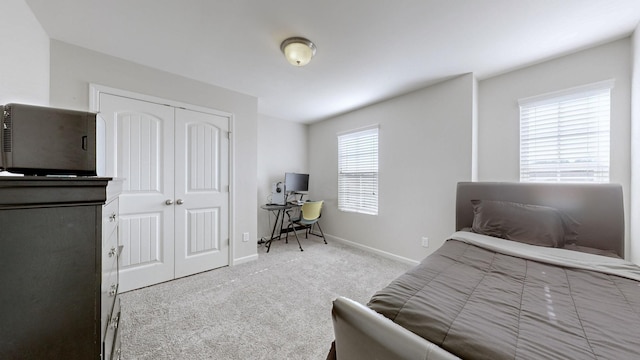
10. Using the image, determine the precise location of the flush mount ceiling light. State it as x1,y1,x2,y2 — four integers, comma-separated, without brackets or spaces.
280,37,317,66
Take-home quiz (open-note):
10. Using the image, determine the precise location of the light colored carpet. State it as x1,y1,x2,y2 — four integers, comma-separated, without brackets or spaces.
120,235,413,360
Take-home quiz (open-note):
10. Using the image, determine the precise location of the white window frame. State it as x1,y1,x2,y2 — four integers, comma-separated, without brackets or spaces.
337,125,379,215
518,80,613,183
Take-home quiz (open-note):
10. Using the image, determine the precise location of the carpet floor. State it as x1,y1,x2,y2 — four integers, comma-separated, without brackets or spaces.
120,235,413,360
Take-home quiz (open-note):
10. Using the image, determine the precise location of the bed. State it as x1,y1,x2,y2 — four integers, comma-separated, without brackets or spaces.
329,182,640,360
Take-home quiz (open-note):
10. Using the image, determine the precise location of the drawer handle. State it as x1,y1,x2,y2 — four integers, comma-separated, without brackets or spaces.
109,213,117,222
109,314,119,329
109,284,117,297
108,247,117,258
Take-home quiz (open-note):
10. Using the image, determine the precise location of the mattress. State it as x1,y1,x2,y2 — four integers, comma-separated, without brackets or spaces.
367,231,640,359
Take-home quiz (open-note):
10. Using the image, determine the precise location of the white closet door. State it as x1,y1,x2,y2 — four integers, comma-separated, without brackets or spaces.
99,93,176,292
174,108,230,278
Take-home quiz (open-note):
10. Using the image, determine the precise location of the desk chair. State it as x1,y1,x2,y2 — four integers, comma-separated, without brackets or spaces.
286,200,327,251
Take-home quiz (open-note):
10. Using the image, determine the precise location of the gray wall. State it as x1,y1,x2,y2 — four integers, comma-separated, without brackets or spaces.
49,40,260,264
257,115,309,240
478,38,632,259
308,74,475,263
0,0,49,105
0,0,49,177
7,0,639,264
631,24,640,264
306,37,636,264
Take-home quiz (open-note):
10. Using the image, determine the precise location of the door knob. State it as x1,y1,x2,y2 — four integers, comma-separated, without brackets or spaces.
176,199,184,205
165,199,174,205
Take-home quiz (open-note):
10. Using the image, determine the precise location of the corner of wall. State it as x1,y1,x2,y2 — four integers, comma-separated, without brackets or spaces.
256,115,310,239
471,73,479,182
307,75,474,262
630,23,640,264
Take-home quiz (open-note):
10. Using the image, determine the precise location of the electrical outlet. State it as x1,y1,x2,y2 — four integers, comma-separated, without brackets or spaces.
421,236,429,248
242,232,249,242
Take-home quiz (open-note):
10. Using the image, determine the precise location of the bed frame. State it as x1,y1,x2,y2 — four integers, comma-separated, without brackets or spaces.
456,182,624,257
331,181,625,360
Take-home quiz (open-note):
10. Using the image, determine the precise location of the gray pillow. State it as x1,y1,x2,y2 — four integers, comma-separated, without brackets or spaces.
470,200,577,248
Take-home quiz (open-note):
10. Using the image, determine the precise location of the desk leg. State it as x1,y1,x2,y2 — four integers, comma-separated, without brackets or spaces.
279,209,288,243
265,209,283,253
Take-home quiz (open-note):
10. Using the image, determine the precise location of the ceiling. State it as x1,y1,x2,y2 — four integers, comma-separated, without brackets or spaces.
25,0,640,124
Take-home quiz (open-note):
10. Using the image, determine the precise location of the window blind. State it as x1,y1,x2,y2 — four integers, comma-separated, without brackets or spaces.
519,82,611,183
338,127,378,215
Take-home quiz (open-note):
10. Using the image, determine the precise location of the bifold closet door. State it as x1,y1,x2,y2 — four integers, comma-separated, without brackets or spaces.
174,108,229,278
100,94,176,292
99,93,231,292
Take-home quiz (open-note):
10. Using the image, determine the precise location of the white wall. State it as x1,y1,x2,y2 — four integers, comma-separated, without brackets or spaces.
478,38,633,259
631,25,640,264
48,40,259,264
0,0,49,105
257,115,308,240
309,74,475,263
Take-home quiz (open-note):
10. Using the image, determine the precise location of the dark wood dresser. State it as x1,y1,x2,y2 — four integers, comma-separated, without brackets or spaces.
0,177,121,359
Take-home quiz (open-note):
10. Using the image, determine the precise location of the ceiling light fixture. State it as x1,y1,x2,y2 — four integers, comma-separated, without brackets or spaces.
280,37,316,67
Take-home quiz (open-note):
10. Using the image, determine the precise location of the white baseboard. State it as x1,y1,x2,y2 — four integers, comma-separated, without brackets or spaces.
326,234,420,266
232,253,259,266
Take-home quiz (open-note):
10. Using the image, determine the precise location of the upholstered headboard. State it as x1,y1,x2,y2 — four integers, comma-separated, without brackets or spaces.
456,182,625,257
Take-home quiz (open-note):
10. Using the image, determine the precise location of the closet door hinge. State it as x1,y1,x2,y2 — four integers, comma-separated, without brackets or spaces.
227,131,231,139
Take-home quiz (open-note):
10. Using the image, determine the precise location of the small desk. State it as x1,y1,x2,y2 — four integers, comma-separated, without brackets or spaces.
260,203,296,252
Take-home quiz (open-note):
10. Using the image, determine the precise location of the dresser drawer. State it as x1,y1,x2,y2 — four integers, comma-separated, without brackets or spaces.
102,230,118,276
102,197,119,240
101,267,118,336
101,223,120,346
103,296,121,360
111,323,122,360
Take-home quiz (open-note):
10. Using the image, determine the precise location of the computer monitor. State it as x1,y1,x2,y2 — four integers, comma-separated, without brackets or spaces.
284,172,309,193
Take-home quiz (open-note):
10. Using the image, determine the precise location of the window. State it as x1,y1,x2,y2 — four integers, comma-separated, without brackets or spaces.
519,80,613,183
338,126,378,215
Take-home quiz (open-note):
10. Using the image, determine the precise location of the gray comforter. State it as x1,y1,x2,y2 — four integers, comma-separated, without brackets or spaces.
367,232,640,360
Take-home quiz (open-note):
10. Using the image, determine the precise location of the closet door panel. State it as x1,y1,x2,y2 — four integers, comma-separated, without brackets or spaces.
174,108,230,278
117,114,160,192
99,93,175,292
